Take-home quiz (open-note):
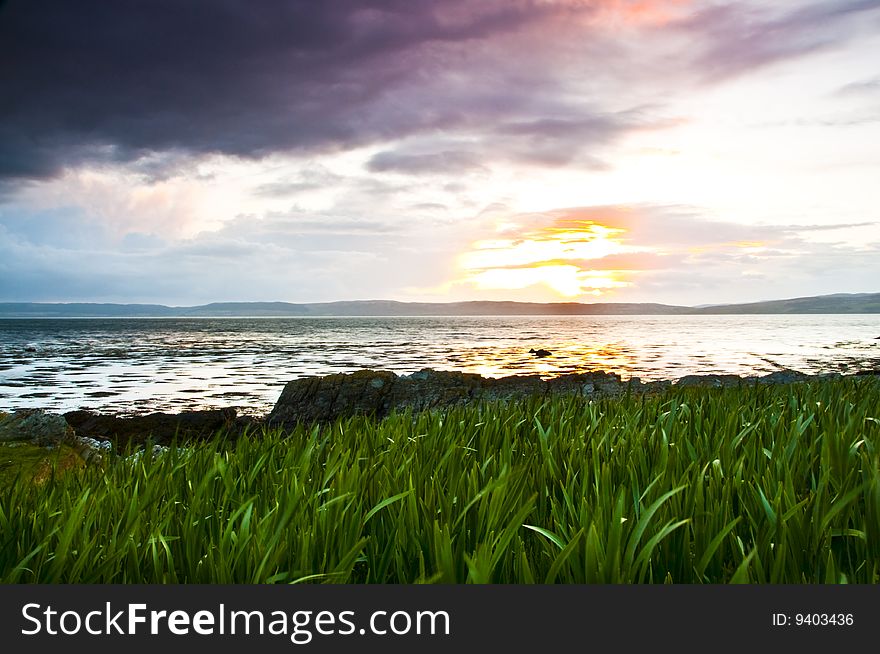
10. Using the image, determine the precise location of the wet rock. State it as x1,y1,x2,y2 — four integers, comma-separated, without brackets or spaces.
64,407,238,450
0,409,76,445
267,368,623,427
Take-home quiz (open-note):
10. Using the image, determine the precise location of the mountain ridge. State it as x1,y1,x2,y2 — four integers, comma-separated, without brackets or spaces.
0,292,878,317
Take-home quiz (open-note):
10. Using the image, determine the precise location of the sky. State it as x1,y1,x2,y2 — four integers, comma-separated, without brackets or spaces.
0,0,878,307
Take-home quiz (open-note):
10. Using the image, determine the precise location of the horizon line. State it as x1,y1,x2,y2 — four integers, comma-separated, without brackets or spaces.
1,290,879,309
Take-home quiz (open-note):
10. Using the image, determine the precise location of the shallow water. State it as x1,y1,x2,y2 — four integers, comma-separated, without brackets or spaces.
1,315,878,416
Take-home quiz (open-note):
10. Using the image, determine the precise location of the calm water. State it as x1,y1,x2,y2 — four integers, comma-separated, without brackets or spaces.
0,315,878,416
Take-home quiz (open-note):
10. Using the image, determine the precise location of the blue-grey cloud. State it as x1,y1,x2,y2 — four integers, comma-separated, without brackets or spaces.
0,204,459,303
367,150,487,175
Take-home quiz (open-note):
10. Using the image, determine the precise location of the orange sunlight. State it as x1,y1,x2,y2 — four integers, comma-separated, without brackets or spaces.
593,0,692,26
458,219,641,298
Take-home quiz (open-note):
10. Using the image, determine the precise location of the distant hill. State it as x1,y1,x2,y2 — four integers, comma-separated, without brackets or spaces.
0,300,690,317
692,292,880,314
0,302,177,317
0,292,877,318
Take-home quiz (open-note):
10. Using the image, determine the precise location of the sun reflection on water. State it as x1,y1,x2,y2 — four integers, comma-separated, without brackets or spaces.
446,340,637,380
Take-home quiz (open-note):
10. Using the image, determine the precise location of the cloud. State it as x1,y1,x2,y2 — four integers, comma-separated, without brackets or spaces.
448,204,880,303
252,166,345,197
787,221,877,232
0,180,474,303
2,199,876,305
835,76,880,96
674,0,880,81
0,215,422,304
0,0,598,180
487,110,672,167
366,150,487,175
364,106,678,175
0,0,720,183
2,0,876,183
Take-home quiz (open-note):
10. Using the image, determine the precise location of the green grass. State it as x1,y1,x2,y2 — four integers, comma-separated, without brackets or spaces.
1,377,878,583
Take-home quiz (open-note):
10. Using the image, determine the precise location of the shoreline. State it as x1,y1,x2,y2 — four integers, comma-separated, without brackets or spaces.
2,366,878,458
4,314,878,418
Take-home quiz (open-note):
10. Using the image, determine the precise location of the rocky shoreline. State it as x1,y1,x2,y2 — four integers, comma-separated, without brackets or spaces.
1,367,878,469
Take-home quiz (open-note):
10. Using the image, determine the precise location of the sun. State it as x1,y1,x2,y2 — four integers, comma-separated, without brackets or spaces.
457,219,640,298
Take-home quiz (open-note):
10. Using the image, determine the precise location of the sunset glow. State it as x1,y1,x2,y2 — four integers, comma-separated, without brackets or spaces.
459,220,638,298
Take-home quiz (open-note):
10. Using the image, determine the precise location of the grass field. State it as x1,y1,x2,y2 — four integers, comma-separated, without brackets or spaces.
1,377,878,583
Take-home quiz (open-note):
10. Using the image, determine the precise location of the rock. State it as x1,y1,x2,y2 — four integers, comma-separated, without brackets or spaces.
267,370,400,425
267,368,623,427
543,371,622,396
855,369,880,376
759,369,810,384
0,442,86,488
675,374,745,388
0,409,76,446
675,369,813,388
63,407,238,450
643,380,673,394
69,435,114,464
124,444,171,463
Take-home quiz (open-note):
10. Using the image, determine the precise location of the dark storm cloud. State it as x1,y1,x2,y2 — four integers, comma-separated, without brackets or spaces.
4,0,875,184
0,0,566,180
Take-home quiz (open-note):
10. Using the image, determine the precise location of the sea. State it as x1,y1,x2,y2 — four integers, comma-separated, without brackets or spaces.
1,315,878,416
